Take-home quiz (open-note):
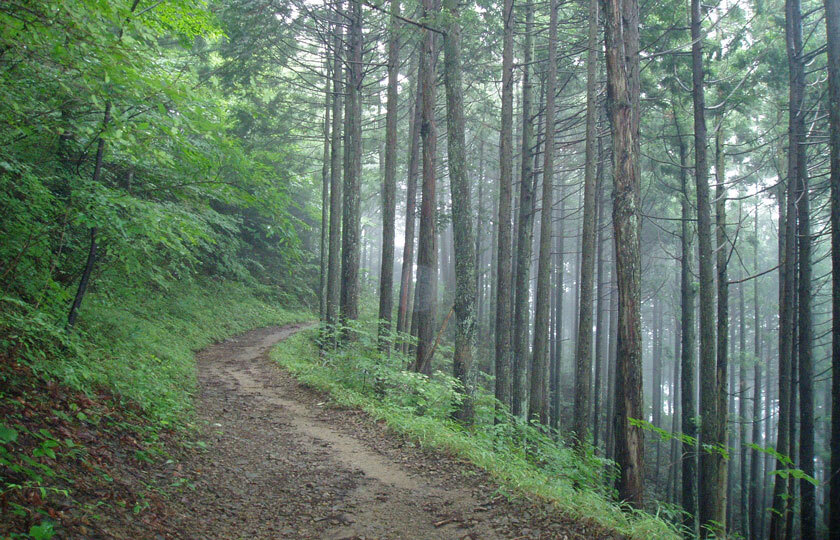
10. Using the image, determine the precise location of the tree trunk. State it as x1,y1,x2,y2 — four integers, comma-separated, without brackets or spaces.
377,0,401,352
593,156,607,450
339,0,363,333
749,199,763,540
495,0,514,412
691,0,722,530
325,9,344,344
738,275,748,538
652,297,663,473
793,2,814,535
67,103,111,330
319,54,331,323
676,114,697,533
826,0,840,533
573,0,599,448
397,53,422,355
603,0,644,507
511,0,535,418
442,0,476,423
529,0,558,427
771,0,806,533
551,181,566,431
413,0,438,374
713,126,729,535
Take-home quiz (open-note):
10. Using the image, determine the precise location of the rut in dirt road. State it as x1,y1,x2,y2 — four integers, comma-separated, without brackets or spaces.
167,324,502,539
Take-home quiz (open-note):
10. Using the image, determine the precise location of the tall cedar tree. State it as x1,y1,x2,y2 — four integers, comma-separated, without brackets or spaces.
770,0,804,534
691,0,724,530
413,0,438,374
397,56,422,353
827,0,840,533
495,0,514,410
319,55,330,322
529,0,558,426
442,0,476,423
339,0,363,332
326,6,344,343
573,0,600,447
602,0,644,507
511,0,535,417
377,0,400,351
792,0,814,533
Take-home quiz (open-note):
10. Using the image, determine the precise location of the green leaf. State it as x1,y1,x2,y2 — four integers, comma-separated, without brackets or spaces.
0,424,18,444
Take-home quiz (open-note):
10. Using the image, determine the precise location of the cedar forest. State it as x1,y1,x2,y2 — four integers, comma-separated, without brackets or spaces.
1,0,839,538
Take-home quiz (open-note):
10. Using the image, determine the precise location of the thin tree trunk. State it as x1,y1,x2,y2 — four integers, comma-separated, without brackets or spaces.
712,125,729,535
529,0,558,427
826,0,840,532
551,181,566,431
738,275,748,538
319,53,331,323
676,114,698,533
512,0,535,418
573,0,599,448
593,159,607,450
377,0,400,352
794,8,814,537
692,0,722,528
339,0,363,333
397,53,421,354
603,0,644,506
495,0,514,412
326,9,344,344
749,198,763,540
606,261,618,459
442,0,476,423
413,0,438,374
771,0,806,532
652,297,663,474
67,103,111,330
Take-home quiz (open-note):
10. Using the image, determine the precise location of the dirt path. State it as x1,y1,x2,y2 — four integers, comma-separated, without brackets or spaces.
161,324,611,540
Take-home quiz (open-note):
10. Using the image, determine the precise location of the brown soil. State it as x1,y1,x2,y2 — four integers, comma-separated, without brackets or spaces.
157,324,621,540
1,323,623,539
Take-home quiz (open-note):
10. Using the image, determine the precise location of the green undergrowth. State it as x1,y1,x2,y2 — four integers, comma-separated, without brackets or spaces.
1,278,311,427
0,278,311,538
272,325,680,540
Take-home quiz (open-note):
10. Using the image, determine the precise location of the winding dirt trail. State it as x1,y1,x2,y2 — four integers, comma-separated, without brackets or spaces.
160,324,607,540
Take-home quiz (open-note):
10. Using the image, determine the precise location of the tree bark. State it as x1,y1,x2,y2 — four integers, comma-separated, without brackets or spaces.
319,53,331,323
551,181,566,431
826,0,840,533
413,0,438,374
326,8,344,345
573,0,599,448
442,0,476,423
593,156,607,450
339,0,363,333
749,198,763,540
676,113,697,533
397,53,422,355
511,0,535,418
771,0,805,533
603,0,644,507
495,0,514,412
67,103,111,330
529,0,558,427
691,0,722,531
377,0,401,352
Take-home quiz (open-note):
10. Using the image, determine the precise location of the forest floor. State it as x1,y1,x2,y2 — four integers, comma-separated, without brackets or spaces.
150,323,620,539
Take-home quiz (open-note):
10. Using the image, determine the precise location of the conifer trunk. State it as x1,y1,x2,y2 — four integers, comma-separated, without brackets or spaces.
529,0,558,426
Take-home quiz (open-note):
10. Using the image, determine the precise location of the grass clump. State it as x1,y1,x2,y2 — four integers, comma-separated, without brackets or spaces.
1,278,311,426
272,324,680,540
